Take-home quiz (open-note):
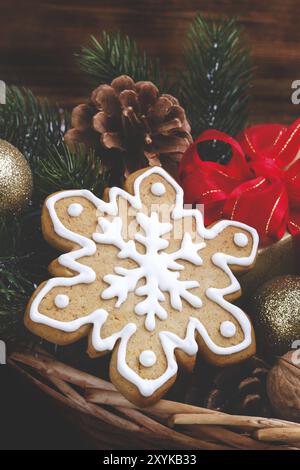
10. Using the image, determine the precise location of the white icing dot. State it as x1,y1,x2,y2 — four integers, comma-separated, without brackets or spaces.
139,350,157,367
68,203,83,217
220,321,236,338
151,182,166,196
54,294,70,309
234,232,248,248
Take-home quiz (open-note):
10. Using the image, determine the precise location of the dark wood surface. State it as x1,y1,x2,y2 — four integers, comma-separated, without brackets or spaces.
0,0,300,450
1,0,300,123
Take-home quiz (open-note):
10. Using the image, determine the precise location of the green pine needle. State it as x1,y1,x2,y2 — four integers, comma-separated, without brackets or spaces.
0,253,37,344
77,32,171,91
34,144,109,197
0,86,68,163
180,16,253,162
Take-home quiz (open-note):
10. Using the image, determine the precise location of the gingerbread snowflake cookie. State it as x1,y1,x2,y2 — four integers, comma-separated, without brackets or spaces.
25,167,258,406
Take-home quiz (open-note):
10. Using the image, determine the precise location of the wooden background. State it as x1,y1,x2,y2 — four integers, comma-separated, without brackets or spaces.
1,0,300,125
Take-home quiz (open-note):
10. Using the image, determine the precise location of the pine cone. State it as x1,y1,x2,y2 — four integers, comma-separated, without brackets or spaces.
64,75,192,183
185,356,272,417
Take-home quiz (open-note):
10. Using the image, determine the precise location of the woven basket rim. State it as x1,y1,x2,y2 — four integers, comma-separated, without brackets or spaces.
8,348,300,450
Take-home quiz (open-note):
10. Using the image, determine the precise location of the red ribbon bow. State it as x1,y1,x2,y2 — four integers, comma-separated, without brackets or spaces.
179,119,300,245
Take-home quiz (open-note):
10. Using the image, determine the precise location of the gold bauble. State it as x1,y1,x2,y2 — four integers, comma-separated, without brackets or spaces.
0,139,33,215
251,275,300,358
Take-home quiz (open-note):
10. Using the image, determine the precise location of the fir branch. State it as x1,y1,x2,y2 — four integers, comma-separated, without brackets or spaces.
77,32,170,91
0,86,69,164
0,216,21,258
34,144,109,196
180,16,253,162
0,253,36,344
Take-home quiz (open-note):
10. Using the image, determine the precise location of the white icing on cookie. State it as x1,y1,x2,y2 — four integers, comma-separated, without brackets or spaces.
220,320,236,338
151,182,166,196
68,203,83,217
139,350,157,367
54,294,69,309
29,166,259,398
96,214,204,331
234,232,248,248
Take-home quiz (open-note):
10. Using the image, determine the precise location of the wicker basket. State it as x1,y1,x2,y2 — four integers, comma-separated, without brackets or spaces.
8,349,300,450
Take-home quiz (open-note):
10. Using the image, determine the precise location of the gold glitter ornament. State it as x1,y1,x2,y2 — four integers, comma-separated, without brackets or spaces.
251,275,300,358
0,139,33,215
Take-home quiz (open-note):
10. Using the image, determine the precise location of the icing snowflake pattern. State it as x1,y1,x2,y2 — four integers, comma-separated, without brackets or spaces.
28,167,259,398
94,212,205,331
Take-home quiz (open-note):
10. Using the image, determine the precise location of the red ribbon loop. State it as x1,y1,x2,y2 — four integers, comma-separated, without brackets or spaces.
179,119,300,245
